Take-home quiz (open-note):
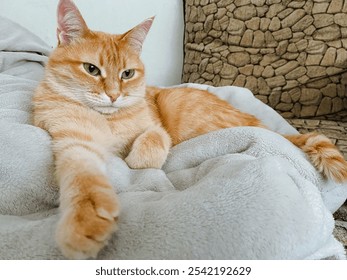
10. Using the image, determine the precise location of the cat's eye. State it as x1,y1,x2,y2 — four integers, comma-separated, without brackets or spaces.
121,69,135,80
83,63,101,76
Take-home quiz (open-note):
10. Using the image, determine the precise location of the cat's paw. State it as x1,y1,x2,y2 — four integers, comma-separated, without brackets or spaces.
125,148,167,169
125,127,171,169
56,188,119,259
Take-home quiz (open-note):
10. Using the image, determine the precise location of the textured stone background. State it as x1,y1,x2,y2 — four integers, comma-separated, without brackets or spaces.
182,0,347,118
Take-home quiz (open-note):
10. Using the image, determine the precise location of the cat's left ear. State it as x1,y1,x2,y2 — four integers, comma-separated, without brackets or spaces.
57,0,89,45
121,17,155,54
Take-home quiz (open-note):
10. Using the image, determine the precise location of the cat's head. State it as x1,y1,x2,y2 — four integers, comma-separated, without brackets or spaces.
46,0,153,114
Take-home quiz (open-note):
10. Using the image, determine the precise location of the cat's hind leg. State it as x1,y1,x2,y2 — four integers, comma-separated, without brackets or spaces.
284,133,347,183
125,126,172,169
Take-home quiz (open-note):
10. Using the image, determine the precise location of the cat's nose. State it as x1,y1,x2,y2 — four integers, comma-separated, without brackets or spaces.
108,94,119,103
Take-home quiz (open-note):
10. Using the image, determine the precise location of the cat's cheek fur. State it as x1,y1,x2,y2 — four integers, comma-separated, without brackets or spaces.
113,96,140,109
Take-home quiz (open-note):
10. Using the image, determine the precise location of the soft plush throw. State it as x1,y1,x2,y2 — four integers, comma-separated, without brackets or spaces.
1,16,347,260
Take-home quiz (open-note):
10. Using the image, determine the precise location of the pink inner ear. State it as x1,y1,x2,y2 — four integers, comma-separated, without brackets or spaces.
125,17,155,53
57,0,72,32
56,0,87,45
56,28,69,45
140,17,155,36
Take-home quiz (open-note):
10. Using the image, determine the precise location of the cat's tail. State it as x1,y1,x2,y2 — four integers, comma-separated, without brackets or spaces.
284,133,347,183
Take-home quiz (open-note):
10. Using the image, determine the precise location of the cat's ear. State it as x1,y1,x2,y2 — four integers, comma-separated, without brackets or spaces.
121,17,155,54
56,0,88,45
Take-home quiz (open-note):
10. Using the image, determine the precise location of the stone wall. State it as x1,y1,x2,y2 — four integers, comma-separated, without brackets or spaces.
182,0,347,118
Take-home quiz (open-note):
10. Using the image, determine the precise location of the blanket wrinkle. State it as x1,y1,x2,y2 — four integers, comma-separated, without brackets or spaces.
1,15,347,260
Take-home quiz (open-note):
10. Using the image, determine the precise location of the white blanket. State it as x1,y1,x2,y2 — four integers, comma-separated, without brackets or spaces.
1,16,347,260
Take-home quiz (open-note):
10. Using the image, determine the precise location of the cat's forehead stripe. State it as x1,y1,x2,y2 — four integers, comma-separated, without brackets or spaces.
99,50,104,67
98,38,120,68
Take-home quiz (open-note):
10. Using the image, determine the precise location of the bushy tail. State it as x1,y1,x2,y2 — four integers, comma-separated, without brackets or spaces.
284,133,347,183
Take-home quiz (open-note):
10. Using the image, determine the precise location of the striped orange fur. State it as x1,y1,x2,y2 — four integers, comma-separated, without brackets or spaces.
285,134,347,183
33,0,347,259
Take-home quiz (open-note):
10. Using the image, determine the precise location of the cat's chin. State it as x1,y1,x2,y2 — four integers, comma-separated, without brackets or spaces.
93,106,119,115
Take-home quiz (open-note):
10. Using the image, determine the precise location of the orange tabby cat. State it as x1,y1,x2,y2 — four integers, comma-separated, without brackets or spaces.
32,0,347,259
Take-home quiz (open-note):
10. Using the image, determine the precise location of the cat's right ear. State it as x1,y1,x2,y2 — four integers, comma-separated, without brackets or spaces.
121,17,155,54
56,0,88,45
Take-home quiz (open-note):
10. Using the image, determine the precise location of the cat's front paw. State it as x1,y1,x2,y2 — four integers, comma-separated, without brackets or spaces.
125,149,167,169
125,127,171,169
56,188,119,259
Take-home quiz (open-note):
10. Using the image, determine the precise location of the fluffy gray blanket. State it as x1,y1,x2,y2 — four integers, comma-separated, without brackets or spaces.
1,16,347,259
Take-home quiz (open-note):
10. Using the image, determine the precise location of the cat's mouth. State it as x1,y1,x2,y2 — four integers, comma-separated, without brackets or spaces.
93,105,119,115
